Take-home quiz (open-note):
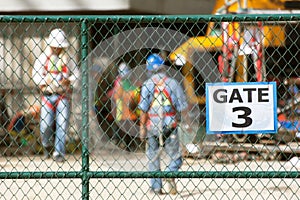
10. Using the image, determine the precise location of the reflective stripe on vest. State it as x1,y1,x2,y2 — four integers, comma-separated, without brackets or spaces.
44,55,68,75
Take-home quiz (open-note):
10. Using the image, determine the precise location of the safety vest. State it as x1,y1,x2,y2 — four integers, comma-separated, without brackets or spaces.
42,54,69,94
114,78,140,121
148,77,176,118
42,55,69,111
44,55,68,79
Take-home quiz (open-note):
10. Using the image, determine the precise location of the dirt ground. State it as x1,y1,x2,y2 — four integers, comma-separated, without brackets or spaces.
0,144,300,200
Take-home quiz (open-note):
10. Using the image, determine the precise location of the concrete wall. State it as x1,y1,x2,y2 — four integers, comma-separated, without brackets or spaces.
130,0,215,14
0,0,215,14
0,0,130,12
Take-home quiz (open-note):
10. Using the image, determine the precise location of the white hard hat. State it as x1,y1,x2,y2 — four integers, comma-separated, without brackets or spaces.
47,28,69,48
118,62,130,77
174,54,186,66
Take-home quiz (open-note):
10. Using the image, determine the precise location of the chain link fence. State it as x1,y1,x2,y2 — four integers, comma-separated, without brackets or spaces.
0,15,300,199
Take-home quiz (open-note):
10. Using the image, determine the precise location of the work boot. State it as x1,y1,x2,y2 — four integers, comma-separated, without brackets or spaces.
164,178,177,195
149,188,163,195
53,154,65,163
43,146,52,159
53,152,65,163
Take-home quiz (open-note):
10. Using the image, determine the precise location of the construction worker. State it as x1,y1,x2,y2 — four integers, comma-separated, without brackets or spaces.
113,63,139,121
111,62,140,149
138,54,189,195
32,28,77,162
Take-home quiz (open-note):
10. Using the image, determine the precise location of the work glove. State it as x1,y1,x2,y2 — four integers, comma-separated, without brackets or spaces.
140,125,147,142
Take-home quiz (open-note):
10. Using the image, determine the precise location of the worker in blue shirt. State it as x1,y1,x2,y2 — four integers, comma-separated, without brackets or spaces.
138,53,189,195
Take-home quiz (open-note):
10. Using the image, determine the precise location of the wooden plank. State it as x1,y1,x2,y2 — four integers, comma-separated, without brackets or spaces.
202,142,300,155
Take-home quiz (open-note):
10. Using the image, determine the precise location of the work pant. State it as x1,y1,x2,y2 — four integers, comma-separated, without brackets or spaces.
146,127,182,190
40,94,70,157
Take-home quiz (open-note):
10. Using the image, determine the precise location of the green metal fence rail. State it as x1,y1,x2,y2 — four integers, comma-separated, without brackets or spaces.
0,15,300,199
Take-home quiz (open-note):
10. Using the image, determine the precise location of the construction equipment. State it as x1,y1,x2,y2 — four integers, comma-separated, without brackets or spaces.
169,0,300,143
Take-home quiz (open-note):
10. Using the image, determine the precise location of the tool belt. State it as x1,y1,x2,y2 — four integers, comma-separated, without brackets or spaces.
42,91,54,96
42,91,65,96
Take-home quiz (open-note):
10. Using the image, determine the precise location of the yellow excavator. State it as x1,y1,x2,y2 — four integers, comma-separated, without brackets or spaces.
169,0,300,143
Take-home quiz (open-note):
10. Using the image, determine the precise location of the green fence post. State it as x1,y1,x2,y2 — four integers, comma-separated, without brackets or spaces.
81,18,90,200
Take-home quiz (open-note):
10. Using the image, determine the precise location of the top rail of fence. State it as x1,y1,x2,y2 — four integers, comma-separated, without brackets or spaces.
0,14,299,23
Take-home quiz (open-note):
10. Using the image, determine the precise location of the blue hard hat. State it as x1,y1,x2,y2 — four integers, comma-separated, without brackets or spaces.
146,54,164,71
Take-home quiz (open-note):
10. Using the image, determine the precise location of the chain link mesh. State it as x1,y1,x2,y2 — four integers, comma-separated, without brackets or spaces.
0,15,299,199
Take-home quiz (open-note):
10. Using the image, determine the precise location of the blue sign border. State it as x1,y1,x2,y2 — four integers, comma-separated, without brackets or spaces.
206,82,277,134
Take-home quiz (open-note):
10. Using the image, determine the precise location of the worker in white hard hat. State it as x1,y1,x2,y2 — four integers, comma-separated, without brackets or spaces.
47,28,70,48
113,62,139,121
110,62,141,150
32,28,78,162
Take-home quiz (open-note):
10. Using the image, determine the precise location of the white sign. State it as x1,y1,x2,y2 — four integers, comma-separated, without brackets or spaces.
206,82,277,134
